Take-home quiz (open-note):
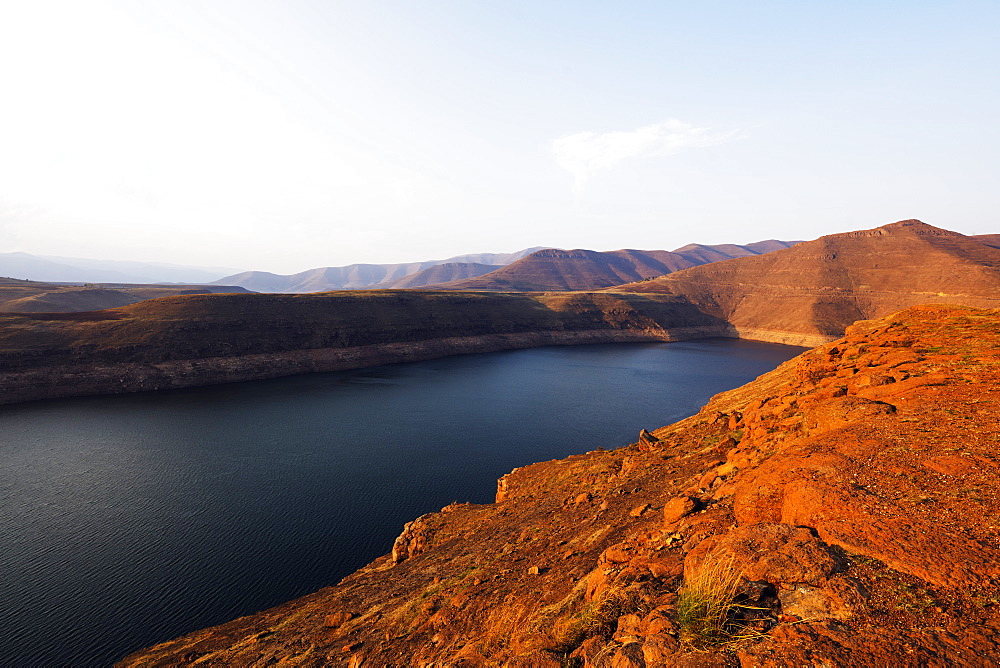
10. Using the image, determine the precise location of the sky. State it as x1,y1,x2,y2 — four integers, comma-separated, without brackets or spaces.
0,0,998,274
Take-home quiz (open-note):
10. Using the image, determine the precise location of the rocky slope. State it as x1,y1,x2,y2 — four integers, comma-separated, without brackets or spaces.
118,304,1000,666
429,242,801,292
619,220,1000,340
0,290,728,404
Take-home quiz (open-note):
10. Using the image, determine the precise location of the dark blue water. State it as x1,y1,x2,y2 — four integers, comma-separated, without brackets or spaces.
0,340,803,666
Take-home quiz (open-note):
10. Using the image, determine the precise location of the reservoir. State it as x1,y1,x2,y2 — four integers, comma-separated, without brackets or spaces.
0,339,804,666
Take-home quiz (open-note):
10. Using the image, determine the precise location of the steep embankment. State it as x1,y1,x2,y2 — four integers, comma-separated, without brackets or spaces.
0,290,726,404
616,220,1000,341
119,304,1000,666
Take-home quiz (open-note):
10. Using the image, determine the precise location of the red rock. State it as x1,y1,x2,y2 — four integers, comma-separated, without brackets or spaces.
684,523,841,586
922,455,978,477
323,611,354,628
641,634,680,664
630,503,651,517
602,543,634,564
662,496,696,524
609,642,645,667
777,576,869,620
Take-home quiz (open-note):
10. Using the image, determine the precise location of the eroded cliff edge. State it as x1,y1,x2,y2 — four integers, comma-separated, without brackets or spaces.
119,304,1000,666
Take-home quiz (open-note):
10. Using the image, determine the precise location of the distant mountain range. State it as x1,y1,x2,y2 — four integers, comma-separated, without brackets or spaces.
422,240,801,291
215,241,802,293
0,252,239,284
213,248,547,293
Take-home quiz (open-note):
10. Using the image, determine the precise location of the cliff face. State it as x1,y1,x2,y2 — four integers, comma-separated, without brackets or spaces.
0,291,734,404
119,304,1000,666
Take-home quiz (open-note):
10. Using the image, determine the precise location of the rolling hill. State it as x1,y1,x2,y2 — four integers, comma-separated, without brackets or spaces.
426,241,802,291
616,220,1000,340
375,262,502,288
0,279,251,313
215,248,546,293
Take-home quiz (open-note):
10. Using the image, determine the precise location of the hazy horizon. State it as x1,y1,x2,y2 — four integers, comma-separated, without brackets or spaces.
1,1,997,274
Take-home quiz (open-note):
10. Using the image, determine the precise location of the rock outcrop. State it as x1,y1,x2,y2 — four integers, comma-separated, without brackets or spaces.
118,304,1000,666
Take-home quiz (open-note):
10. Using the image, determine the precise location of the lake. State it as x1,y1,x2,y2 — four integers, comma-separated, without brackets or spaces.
0,339,803,666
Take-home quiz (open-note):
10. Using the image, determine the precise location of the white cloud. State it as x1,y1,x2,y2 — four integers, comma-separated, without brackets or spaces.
551,119,735,196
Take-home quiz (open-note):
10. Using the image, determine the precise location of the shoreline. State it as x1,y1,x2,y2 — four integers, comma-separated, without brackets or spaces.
0,326,831,406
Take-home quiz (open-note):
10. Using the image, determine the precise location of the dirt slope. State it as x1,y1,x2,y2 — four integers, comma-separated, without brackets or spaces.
118,304,1000,666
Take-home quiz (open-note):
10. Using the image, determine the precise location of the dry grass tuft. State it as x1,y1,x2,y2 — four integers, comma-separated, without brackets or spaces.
676,550,746,647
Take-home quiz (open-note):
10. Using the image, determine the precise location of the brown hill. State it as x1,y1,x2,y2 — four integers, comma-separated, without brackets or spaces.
376,262,502,288
0,282,251,313
975,233,1000,249
617,220,1000,340
118,304,1000,666
430,242,801,292
424,249,692,291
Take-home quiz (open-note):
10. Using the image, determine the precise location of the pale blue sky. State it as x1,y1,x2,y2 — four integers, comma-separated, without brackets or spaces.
0,0,997,273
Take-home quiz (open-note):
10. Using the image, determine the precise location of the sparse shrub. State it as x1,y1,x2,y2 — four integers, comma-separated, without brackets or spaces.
676,551,745,647
551,582,647,654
